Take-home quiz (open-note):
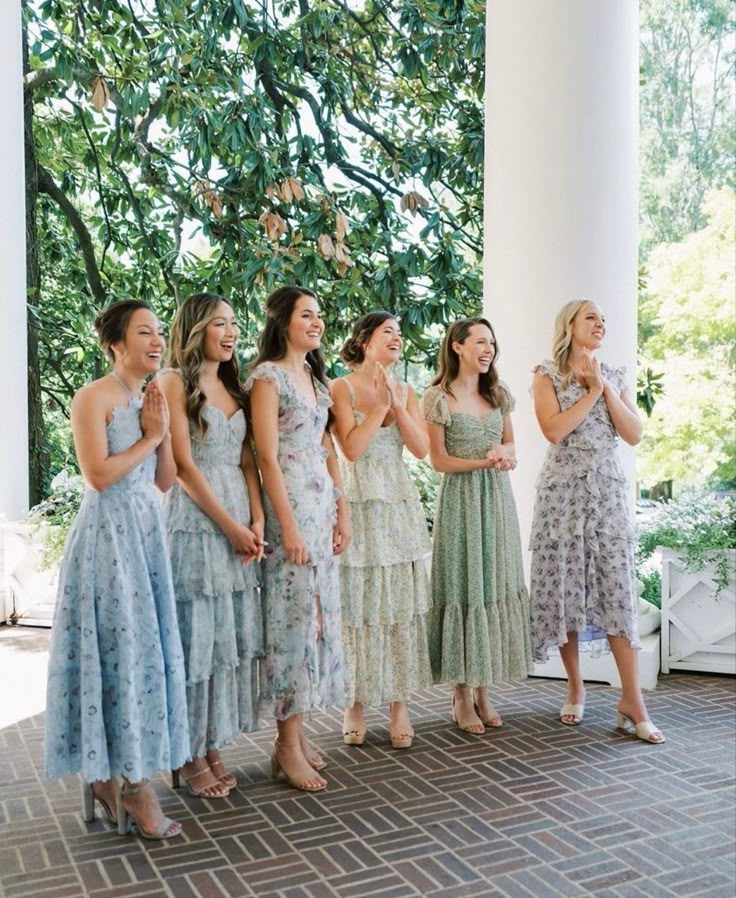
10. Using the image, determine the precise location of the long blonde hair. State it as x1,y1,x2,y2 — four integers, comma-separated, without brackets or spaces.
167,293,245,437
552,299,593,389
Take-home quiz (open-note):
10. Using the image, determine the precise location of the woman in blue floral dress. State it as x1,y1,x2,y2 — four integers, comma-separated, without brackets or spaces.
45,300,189,839
160,293,266,799
530,299,664,743
246,286,351,791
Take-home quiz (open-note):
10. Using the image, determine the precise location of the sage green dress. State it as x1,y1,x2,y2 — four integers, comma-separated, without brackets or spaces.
421,385,532,687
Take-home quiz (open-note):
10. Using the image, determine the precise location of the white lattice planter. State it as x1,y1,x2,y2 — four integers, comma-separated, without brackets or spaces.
660,548,736,675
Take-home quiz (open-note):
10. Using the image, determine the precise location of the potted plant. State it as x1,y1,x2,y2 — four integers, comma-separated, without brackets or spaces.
1,471,82,626
637,493,736,675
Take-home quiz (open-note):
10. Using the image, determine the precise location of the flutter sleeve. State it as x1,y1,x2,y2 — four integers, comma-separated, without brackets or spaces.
244,362,282,395
603,364,628,394
498,380,516,415
421,385,451,426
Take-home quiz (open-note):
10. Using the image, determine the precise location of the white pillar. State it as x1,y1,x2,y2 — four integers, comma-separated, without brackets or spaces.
0,0,29,523
484,0,639,571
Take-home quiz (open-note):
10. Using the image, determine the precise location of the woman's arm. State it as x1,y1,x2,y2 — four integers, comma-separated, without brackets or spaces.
532,370,602,445
159,372,260,557
425,420,494,474
241,439,266,561
602,381,642,446
323,430,352,555
71,383,163,492
393,384,429,459
330,378,389,462
249,377,308,565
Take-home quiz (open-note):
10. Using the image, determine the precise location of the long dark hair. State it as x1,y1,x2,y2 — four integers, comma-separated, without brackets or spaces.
94,299,153,364
167,292,245,437
340,311,397,368
250,285,330,393
432,317,506,409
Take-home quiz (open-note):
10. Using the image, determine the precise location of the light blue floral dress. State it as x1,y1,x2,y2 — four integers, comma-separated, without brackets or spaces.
244,363,345,720
162,400,263,757
529,361,640,661
45,398,190,783
337,379,432,706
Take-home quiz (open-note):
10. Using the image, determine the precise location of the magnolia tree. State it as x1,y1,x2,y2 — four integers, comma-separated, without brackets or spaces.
24,0,485,498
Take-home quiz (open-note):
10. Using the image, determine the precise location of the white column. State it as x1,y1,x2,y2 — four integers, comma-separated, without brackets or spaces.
0,1,29,519
484,0,639,570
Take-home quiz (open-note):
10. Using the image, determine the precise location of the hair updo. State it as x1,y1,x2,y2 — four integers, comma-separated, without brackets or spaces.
94,299,153,363
340,311,397,368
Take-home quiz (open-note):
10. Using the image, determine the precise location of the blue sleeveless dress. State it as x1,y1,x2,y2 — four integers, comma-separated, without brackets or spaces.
45,398,190,783
162,404,264,755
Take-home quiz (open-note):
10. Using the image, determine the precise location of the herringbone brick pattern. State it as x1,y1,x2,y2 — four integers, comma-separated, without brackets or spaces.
0,627,734,898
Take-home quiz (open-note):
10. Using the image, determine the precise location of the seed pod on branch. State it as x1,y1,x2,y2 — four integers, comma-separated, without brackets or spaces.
258,210,287,242
194,179,224,219
335,212,348,241
317,233,336,259
399,190,429,218
91,76,110,111
334,241,354,274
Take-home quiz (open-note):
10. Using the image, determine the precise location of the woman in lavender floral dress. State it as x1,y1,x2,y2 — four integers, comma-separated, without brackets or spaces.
530,299,664,743
246,286,351,791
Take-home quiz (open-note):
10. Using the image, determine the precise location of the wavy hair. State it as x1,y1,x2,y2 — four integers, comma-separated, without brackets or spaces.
250,285,330,392
431,317,506,409
340,311,397,368
551,299,593,389
167,292,245,438
94,299,153,364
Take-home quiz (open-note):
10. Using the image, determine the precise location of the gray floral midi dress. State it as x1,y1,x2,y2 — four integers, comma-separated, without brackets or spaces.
162,402,263,757
337,379,432,706
529,360,641,661
421,385,532,688
245,363,345,720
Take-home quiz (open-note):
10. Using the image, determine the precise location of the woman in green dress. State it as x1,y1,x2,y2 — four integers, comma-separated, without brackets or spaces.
422,317,532,734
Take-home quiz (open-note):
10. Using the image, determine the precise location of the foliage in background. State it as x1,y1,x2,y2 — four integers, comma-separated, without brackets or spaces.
638,0,735,491
26,471,84,568
637,493,736,602
638,189,735,488
24,0,485,497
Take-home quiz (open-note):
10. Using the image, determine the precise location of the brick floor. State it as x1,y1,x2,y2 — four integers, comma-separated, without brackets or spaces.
0,627,734,898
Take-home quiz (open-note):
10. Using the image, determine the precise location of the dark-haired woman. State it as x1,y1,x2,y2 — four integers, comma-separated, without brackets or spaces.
421,318,532,735
45,301,189,840
246,286,351,792
159,293,266,798
331,312,432,749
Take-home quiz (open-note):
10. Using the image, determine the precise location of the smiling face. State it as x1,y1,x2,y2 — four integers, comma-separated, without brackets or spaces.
286,294,324,352
452,323,496,375
363,317,402,366
571,302,606,351
203,301,239,363
110,308,165,375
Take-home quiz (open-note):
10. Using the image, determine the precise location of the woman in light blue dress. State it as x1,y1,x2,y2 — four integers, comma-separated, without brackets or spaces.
45,300,189,840
160,293,265,799
246,286,351,792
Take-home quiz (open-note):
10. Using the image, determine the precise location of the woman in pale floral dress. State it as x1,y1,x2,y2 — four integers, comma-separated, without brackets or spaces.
530,299,664,744
160,293,266,799
45,300,188,840
422,318,532,735
246,286,352,791
331,312,432,749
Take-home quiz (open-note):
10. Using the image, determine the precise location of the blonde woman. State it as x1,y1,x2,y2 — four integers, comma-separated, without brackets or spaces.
331,311,432,749
530,299,664,743
159,293,266,798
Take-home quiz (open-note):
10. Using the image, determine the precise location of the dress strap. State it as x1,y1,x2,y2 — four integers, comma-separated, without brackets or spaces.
343,378,359,423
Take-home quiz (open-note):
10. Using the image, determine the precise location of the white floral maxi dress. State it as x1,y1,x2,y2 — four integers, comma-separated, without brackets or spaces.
244,363,345,720
529,360,641,662
337,380,432,706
